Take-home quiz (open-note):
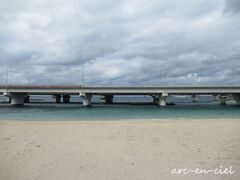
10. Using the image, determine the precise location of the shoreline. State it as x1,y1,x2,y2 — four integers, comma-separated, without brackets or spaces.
1,117,240,122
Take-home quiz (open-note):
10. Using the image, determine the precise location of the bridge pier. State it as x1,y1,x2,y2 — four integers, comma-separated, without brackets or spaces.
220,99,226,105
80,93,92,107
213,95,218,102
63,95,70,103
232,94,240,106
236,99,240,106
192,95,198,103
152,96,159,104
219,96,227,105
104,95,113,104
24,96,30,103
53,95,61,103
4,93,28,105
158,93,168,107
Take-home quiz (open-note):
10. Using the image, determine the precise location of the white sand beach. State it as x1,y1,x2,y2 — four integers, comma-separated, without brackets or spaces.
0,119,240,180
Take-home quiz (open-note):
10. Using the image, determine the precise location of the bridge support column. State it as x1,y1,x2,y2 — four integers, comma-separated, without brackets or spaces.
4,93,28,106
219,96,227,105
213,95,218,102
232,94,240,106
80,93,92,107
220,99,226,105
104,95,113,104
53,95,61,103
192,95,198,103
152,96,159,104
63,95,70,103
236,99,240,106
158,93,168,107
24,96,30,103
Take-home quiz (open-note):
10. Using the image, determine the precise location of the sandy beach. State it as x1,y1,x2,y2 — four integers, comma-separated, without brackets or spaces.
0,119,240,180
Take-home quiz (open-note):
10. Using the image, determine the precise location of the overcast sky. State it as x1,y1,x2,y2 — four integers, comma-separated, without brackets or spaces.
0,0,240,86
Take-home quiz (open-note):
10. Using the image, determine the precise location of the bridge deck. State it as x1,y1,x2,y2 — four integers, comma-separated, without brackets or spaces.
0,85,240,95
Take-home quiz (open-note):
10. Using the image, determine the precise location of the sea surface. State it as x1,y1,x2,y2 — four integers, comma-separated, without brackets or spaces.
0,95,240,120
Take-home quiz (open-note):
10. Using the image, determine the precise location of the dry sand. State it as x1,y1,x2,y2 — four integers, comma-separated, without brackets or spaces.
0,119,240,180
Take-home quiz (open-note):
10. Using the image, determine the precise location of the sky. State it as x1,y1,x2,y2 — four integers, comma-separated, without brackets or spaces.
0,0,240,86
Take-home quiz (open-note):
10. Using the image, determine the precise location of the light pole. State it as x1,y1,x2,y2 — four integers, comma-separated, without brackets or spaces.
26,71,29,86
5,68,9,91
82,67,84,86
198,76,201,86
159,71,161,86
166,72,168,86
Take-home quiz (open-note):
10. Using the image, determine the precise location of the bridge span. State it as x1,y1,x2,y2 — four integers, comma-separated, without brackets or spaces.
0,85,240,106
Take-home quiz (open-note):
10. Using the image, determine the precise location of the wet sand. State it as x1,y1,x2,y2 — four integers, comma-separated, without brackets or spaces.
0,119,240,180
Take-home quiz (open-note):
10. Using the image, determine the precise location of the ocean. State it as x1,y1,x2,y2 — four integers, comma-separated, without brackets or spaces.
0,95,240,120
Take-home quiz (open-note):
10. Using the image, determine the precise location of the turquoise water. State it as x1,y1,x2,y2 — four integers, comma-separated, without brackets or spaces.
0,103,240,120
0,95,239,120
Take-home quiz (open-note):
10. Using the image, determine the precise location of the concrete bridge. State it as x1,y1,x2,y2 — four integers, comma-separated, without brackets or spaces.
0,85,240,106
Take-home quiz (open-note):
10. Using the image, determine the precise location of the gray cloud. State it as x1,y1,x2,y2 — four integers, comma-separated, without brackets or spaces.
0,0,240,86
225,0,240,13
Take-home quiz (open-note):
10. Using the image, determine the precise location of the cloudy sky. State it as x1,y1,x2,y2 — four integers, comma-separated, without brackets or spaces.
0,0,240,86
